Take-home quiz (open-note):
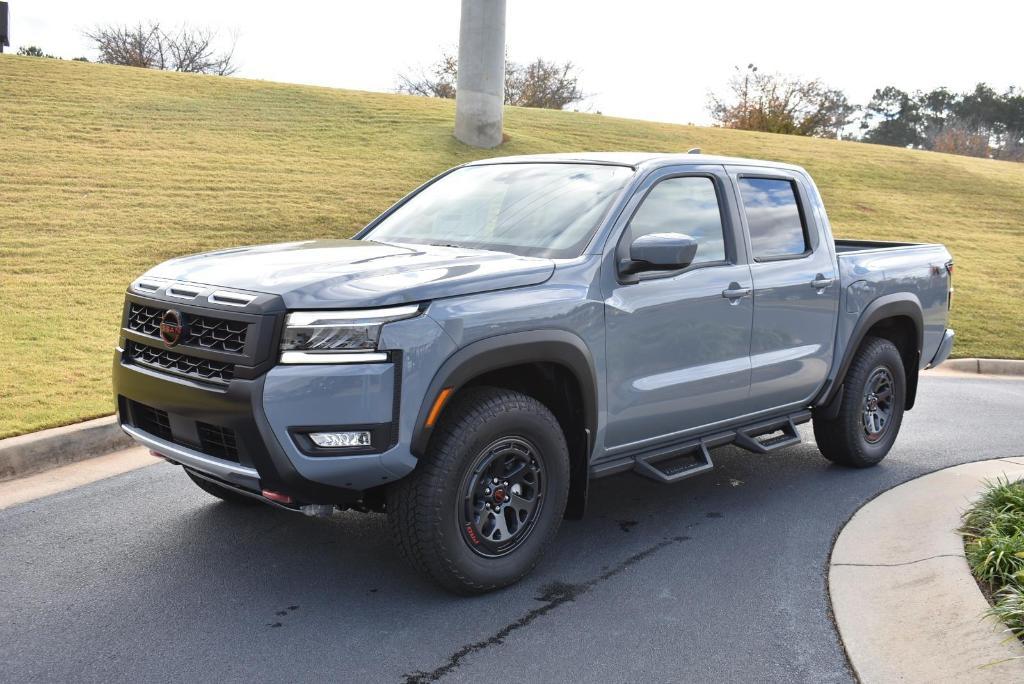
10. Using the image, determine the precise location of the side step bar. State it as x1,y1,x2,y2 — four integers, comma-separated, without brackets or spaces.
633,440,716,484
733,414,803,454
631,410,811,484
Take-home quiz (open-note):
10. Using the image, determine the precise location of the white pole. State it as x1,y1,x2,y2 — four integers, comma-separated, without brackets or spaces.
454,0,507,148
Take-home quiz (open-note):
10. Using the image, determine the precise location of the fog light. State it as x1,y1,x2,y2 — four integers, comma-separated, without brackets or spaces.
309,431,372,448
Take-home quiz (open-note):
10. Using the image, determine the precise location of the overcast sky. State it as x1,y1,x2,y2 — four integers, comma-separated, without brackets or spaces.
8,0,1022,125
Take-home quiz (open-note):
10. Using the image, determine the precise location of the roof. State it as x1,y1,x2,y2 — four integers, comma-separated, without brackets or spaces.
467,151,805,173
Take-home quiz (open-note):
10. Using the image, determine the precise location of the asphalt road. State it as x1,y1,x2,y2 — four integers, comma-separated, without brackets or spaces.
3,372,1023,683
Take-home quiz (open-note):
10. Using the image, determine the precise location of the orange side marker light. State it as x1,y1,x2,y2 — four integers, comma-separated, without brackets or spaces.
425,388,454,427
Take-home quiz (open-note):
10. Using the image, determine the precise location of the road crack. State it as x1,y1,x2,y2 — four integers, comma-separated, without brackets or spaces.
832,553,962,568
400,534,692,683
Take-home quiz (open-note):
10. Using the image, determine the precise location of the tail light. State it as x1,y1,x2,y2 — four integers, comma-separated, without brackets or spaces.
945,260,954,309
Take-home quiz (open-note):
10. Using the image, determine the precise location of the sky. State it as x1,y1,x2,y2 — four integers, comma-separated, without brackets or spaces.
6,0,1022,126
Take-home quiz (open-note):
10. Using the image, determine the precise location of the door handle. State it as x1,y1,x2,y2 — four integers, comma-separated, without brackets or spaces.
721,285,751,300
810,276,834,290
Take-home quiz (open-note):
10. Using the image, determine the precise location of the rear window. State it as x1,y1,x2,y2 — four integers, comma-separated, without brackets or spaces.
737,178,808,259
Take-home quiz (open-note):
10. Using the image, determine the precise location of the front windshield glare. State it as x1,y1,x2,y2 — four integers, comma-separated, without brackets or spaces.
364,163,634,258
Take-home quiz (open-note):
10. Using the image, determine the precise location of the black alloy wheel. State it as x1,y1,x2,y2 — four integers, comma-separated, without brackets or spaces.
459,437,546,557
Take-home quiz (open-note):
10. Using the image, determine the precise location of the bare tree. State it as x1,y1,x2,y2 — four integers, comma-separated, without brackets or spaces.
505,58,584,110
397,53,457,99
84,21,236,75
164,25,237,75
925,118,990,158
996,129,1024,162
84,22,166,69
708,64,857,138
398,51,585,110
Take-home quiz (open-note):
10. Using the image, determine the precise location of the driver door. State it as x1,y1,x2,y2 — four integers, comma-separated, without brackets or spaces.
602,167,753,451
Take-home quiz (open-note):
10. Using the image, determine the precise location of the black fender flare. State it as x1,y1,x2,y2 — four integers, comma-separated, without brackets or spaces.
815,293,924,417
410,330,599,460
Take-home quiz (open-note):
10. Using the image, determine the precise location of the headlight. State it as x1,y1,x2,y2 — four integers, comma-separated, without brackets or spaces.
279,304,421,363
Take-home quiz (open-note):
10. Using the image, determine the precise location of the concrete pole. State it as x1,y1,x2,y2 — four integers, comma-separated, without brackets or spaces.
454,0,506,148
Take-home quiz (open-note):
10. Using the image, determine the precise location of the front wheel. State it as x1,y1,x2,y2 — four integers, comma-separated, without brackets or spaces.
387,386,570,594
813,336,906,468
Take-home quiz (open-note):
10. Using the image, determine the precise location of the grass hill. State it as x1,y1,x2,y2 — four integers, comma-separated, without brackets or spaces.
2,55,1022,439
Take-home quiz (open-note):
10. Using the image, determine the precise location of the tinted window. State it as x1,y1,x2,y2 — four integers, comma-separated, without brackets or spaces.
627,177,725,265
737,178,808,259
363,163,634,258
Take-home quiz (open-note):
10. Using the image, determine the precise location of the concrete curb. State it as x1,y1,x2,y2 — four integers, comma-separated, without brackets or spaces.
942,358,1024,376
0,416,133,483
830,457,1024,682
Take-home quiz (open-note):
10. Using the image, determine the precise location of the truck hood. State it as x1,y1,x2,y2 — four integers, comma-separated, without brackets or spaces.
143,239,555,308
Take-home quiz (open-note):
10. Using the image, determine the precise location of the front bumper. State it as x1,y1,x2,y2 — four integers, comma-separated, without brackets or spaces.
123,423,261,490
114,349,408,504
113,283,459,503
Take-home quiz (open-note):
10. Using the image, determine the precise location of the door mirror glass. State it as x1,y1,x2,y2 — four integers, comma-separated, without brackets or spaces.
623,232,698,275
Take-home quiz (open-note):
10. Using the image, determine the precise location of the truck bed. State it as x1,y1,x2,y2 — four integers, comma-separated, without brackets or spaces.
833,238,952,369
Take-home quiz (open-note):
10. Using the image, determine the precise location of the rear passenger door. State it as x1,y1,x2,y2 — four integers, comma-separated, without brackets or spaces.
727,166,840,409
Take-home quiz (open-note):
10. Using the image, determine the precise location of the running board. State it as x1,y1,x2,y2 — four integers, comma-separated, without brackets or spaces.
628,410,811,484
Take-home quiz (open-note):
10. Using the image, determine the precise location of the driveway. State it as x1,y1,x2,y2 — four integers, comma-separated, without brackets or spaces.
2,372,1022,683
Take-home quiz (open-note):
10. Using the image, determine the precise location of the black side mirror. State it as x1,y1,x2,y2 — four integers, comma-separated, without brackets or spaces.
620,233,698,277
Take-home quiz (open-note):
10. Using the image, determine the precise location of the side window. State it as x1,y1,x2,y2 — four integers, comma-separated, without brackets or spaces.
737,177,808,259
627,176,726,265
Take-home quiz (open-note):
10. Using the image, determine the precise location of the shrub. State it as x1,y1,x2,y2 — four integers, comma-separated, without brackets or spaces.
961,477,1024,641
990,585,1024,640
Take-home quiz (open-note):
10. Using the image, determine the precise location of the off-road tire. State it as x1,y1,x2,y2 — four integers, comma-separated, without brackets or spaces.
813,336,906,468
387,386,570,594
186,470,259,505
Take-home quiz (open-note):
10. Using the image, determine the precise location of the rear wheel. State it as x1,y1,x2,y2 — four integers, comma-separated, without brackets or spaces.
185,470,259,505
387,386,570,594
813,336,906,468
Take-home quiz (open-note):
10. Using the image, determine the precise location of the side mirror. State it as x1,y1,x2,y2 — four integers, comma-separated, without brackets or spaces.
620,233,698,276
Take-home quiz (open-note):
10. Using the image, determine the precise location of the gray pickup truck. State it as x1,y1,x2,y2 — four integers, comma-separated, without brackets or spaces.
114,153,954,593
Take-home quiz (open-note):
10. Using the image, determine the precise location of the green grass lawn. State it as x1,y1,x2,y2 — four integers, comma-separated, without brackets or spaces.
2,55,1023,439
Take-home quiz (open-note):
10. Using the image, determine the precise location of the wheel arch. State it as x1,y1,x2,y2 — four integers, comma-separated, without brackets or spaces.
816,294,924,418
410,330,598,519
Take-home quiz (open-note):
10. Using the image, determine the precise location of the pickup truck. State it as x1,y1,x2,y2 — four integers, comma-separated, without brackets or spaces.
114,152,955,593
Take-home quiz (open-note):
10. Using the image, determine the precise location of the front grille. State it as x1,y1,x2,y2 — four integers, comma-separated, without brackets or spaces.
197,422,240,462
127,303,162,336
183,315,247,353
131,402,173,441
127,340,235,383
127,303,248,354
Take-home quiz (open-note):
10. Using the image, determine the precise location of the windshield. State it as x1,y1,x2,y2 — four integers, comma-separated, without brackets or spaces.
362,163,634,258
